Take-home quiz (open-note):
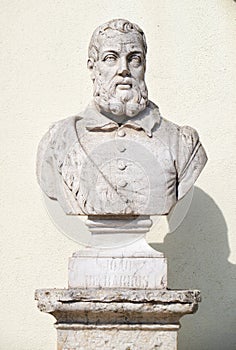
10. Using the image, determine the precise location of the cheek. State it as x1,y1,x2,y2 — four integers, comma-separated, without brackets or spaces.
96,63,117,80
130,66,145,80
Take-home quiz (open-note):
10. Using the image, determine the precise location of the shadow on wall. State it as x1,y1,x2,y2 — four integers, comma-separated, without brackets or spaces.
151,187,236,350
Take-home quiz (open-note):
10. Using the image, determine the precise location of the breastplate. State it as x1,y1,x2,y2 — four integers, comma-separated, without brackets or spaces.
61,126,177,215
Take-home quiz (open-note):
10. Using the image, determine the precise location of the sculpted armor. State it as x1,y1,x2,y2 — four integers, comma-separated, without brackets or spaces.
37,100,207,215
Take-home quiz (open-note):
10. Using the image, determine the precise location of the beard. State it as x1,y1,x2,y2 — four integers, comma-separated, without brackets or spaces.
93,75,148,117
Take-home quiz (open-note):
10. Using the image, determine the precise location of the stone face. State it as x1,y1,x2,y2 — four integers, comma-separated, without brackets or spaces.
36,19,207,216
35,288,200,350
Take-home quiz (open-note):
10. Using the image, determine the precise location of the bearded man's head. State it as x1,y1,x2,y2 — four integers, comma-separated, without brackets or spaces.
87,19,148,117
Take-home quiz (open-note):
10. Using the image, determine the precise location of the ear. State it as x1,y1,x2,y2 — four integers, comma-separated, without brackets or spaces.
87,58,94,70
87,58,95,81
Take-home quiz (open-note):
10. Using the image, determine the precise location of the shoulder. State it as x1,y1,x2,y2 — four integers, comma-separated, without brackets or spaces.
179,125,199,148
36,114,83,198
37,115,83,173
39,114,83,150
158,118,199,148
160,118,198,138
48,115,82,140
176,125,207,198
155,117,181,148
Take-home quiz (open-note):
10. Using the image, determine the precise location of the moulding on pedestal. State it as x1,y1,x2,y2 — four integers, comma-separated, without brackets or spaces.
35,288,200,350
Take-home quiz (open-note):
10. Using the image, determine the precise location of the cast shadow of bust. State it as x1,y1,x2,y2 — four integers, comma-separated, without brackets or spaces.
150,187,236,350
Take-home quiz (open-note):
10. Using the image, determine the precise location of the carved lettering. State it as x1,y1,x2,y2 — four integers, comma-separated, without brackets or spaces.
107,259,135,271
85,274,148,288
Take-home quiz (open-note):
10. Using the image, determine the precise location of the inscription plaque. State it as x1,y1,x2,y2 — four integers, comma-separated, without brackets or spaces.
69,257,167,289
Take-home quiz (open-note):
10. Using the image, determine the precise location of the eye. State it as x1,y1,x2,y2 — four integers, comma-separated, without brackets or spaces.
103,54,117,63
129,55,142,67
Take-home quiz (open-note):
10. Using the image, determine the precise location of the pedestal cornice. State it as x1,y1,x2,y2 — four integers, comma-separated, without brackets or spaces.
35,288,200,325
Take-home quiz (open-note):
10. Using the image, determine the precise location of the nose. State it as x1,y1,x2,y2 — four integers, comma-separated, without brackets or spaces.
117,57,130,77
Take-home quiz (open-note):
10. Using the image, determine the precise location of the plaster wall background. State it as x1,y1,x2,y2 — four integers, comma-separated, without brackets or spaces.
0,1,236,349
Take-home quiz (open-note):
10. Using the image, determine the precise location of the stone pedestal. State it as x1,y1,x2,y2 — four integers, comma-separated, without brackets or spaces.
36,216,201,349
35,288,200,350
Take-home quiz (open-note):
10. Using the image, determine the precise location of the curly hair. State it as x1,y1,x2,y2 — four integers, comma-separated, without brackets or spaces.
88,19,147,64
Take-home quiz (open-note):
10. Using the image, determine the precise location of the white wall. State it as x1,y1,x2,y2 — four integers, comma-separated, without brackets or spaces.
1,1,236,349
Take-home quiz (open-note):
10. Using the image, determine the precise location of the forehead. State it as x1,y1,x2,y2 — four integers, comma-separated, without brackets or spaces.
97,30,145,54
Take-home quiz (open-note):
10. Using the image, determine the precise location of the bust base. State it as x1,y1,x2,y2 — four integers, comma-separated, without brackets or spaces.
69,216,167,289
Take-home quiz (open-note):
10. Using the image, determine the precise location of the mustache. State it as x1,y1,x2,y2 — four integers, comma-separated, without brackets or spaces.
110,77,132,91
113,77,133,86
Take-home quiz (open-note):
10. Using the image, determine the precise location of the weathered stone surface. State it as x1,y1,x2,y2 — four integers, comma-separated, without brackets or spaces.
35,288,200,323
35,288,200,349
36,288,201,305
56,327,177,350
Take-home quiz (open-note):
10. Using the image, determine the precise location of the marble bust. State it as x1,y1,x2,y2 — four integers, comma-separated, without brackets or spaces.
37,19,207,216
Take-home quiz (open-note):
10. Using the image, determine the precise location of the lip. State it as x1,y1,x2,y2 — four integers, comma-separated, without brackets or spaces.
116,83,132,90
